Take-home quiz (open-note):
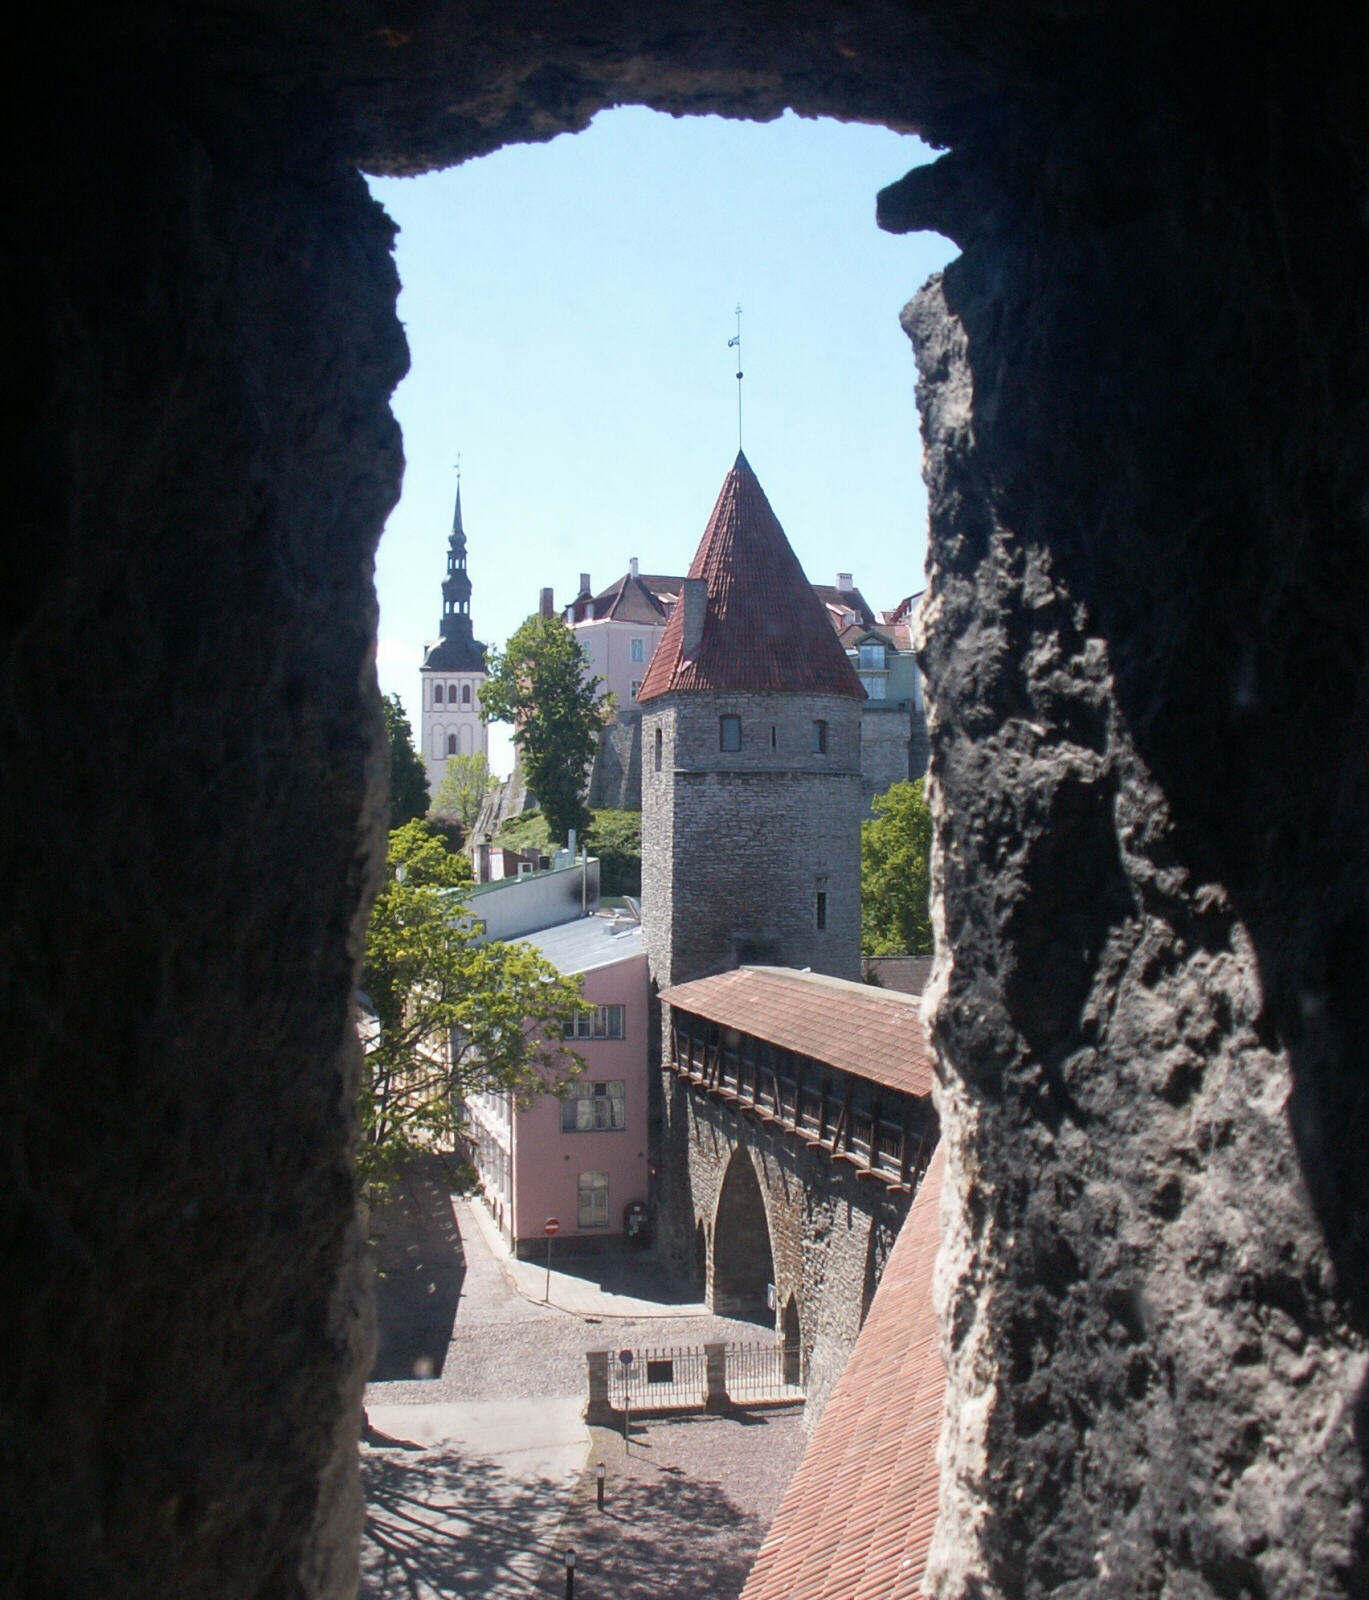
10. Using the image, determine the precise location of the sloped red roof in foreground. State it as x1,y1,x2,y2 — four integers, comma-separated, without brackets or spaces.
659,966,933,1099
637,453,865,702
740,1142,947,1600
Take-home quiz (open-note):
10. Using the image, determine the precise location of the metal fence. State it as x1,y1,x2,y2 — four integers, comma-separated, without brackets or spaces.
608,1344,708,1410
604,1341,803,1412
725,1340,805,1402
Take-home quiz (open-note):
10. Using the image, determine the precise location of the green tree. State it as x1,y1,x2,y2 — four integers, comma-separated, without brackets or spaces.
382,693,429,829
358,819,588,1194
480,614,612,846
587,809,641,897
860,779,933,957
431,751,494,828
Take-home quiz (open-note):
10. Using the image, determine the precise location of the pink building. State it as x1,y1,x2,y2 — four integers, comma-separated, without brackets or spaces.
466,915,650,1256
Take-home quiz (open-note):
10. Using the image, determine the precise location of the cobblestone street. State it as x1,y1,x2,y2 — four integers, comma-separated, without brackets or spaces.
360,1163,807,1599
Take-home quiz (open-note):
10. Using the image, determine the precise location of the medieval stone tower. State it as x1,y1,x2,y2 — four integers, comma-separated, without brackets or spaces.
639,453,866,993
420,483,488,795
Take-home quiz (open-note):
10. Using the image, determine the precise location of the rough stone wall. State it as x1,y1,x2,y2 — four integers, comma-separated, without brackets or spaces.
859,705,915,809
642,690,862,994
11,5,1369,1597
674,1085,911,1420
4,65,404,1600
588,708,644,810
879,20,1369,1593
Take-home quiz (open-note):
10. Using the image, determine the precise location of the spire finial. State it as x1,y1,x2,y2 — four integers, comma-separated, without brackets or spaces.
727,304,743,451
452,455,464,536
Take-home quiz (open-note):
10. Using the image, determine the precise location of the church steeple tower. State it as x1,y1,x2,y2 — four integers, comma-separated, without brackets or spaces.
421,478,489,794
441,485,474,638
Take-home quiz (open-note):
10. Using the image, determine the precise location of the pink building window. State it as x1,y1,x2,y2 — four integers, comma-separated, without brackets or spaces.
563,1005,625,1040
578,1171,610,1227
561,1079,626,1132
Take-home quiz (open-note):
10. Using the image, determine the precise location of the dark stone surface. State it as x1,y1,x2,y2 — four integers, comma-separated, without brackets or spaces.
5,3,1368,1597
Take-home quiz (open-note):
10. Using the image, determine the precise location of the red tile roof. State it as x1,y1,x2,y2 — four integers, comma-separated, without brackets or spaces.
637,454,865,703
659,966,932,1099
740,1143,946,1600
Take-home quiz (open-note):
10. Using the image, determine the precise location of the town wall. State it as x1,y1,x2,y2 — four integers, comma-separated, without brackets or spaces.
671,1081,911,1420
587,709,643,810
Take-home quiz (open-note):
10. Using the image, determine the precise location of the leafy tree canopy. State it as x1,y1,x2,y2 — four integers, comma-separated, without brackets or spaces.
382,693,429,829
481,614,613,847
860,779,933,957
358,819,587,1194
431,751,495,828
494,807,641,897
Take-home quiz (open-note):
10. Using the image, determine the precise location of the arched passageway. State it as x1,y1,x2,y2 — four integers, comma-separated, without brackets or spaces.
711,1149,775,1322
782,1295,802,1386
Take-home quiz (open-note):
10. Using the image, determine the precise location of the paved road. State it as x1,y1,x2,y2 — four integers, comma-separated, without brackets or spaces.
360,1165,805,1599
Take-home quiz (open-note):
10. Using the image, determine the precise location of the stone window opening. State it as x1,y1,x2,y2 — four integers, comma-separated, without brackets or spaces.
654,726,663,771
447,733,457,755
462,683,471,704
720,714,742,752
816,890,828,929
770,724,777,749
813,719,828,754
433,682,443,704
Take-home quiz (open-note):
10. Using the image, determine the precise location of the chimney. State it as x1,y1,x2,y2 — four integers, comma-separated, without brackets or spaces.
682,577,707,656
579,572,591,596
539,587,554,618
837,572,854,593
629,556,639,581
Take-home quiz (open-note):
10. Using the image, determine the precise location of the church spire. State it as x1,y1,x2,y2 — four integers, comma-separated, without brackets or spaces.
441,482,473,640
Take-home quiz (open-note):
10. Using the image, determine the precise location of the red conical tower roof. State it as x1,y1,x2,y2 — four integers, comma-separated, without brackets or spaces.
637,454,865,703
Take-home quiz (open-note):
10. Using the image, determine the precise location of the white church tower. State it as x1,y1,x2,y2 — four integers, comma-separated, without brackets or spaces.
420,482,488,796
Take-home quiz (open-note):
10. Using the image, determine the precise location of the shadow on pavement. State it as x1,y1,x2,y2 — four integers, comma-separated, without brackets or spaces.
536,1414,804,1600
546,1251,699,1306
361,1446,568,1599
369,1158,466,1382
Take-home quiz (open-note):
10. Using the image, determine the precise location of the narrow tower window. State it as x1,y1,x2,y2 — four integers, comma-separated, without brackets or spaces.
720,715,741,752
654,727,663,772
816,891,828,930
447,734,457,755
812,720,828,754
433,683,443,704
770,725,777,750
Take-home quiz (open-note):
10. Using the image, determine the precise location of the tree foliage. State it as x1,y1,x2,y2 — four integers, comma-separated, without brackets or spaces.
431,751,494,828
480,614,612,846
587,809,641,896
860,779,933,957
358,819,588,1194
382,693,429,829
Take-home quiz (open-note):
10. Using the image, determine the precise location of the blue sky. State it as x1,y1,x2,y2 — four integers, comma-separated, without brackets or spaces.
368,107,953,777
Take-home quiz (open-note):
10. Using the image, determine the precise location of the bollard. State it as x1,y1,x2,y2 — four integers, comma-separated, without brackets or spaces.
565,1547,576,1600
596,1461,605,1511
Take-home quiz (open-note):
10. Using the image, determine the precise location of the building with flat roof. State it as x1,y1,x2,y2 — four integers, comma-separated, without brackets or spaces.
465,915,650,1257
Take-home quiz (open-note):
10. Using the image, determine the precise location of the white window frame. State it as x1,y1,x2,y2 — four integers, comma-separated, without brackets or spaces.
563,1004,626,1041
561,1079,627,1132
630,637,645,663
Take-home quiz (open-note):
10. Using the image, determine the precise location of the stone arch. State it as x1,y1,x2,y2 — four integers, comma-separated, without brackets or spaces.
693,1217,708,1293
711,1146,775,1323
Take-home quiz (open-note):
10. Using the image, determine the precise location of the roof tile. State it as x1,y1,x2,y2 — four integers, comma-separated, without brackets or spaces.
740,1145,947,1600
638,454,865,703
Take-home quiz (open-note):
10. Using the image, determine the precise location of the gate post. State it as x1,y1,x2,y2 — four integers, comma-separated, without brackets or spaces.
585,1350,613,1425
704,1342,729,1412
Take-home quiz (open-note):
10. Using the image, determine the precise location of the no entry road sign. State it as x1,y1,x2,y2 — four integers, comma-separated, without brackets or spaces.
544,1218,560,1235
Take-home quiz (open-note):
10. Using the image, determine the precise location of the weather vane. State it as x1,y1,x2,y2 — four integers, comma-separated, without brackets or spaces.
453,451,461,484
728,304,743,451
